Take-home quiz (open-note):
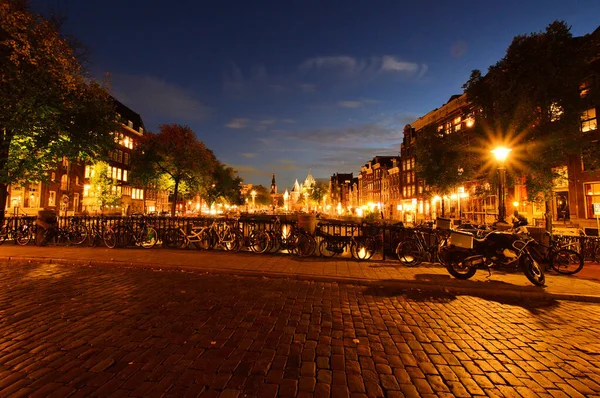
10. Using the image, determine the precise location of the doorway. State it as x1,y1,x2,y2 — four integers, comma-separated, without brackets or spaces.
555,192,569,221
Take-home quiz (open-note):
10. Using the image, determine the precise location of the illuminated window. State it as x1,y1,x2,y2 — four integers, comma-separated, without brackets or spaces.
117,168,122,181
437,125,444,133
48,191,56,206
454,124,462,132
60,174,68,190
453,116,461,125
84,184,91,197
123,170,128,182
581,107,597,132
128,120,133,128
584,183,600,218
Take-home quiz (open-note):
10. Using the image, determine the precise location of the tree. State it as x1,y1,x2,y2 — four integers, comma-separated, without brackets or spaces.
463,21,594,230
415,124,478,216
0,1,117,224
202,162,243,209
130,124,215,216
310,182,329,210
87,162,121,212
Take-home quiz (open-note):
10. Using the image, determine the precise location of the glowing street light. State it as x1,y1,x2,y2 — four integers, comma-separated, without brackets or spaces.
491,146,512,223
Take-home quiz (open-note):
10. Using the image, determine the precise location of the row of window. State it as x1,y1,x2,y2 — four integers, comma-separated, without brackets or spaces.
108,150,131,165
84,165,128,182
115,132,135,149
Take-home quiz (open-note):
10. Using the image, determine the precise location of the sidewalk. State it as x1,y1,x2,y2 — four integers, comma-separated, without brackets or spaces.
2,245,600,302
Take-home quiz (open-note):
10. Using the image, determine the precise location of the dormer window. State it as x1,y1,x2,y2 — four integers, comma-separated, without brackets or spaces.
128,120,133,129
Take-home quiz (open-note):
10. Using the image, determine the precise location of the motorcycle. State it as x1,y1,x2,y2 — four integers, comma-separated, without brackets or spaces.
439,228,545,286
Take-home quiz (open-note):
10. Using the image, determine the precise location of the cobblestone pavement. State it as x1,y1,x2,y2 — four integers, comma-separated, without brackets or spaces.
1,261,600,397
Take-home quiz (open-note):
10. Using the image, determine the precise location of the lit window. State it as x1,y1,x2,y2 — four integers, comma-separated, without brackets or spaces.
123,170,128,182
139,127,144,134
454,124,462,132
581,107,597,132
453,116,461,125
117,168,122,181
85,166,92,178
48,191,56,206
84,184,91,197
128,120,133,128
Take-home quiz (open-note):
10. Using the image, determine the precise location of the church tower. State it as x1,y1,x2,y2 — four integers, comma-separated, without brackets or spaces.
270,173,277,195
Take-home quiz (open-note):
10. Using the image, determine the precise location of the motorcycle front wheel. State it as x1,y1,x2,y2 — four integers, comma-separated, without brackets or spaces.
521,252,545,286
441,247,477,280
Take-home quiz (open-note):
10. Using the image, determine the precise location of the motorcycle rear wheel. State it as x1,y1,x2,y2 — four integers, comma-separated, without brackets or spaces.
522,253,545,286
442,248,477,280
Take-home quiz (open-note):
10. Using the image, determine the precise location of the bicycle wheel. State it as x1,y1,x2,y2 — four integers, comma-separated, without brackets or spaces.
103,229,117,249
248,230,270,253
396,239,423,266
551,249,584,275
198,229,214,250
163,228,186,248
223,230,243,252
267,232,281,253
319,239,338,257
15,228,31,246
351,238,375,261
67,224,88,245
139,227,158,249
295,233,316,257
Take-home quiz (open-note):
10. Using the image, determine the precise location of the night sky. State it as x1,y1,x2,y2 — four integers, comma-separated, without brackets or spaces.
32,0,600,189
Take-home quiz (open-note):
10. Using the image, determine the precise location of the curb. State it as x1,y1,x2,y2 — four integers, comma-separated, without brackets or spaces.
3,255,600,304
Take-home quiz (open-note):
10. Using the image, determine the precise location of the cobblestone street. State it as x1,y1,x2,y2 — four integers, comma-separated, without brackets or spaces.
1,261,600,397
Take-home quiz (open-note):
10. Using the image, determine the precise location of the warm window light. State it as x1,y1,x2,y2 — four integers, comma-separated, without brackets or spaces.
491,147,512,162
432,195,441,202
513,201,519,207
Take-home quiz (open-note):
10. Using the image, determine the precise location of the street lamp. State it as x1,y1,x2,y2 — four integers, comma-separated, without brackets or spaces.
491,146,512,224
251,190,256,212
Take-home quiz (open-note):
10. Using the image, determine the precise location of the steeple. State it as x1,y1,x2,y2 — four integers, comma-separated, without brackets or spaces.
270,173,277,194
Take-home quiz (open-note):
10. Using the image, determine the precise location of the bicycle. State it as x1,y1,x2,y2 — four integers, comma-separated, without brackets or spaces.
0,215,36,246
396,226,449,266
245,221,271,254
267,217,316,257
316,224,375,261
35,218,85,246
86,216,111,247
528,231,584,275
163,222,206,249
197,218,244,252
104,215,158,249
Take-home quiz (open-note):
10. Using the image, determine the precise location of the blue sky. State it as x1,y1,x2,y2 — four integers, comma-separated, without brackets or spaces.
33,0,600,188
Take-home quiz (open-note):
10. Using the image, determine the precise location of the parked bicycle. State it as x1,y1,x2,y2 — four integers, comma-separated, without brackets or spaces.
0,215,36,246
197,218,244,252
317,224,376,261
86,216,111,247
35,216,87,246
396,226,449,266
104,215,157,249
267,216,316,257
528,231,584,275
163,222,206,249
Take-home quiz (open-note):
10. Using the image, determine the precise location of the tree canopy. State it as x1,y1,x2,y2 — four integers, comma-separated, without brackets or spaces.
0,1,117,221
202,162,244,208
130,124,216,216
463,21,594,202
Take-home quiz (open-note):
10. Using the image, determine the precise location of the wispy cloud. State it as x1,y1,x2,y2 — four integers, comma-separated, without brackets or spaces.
229,165,271,177
338,101,363,109
298,55,427,80
298,83,317,93
110,73,213,124
242,153,257,158
286,123,403,148
225,118,250,129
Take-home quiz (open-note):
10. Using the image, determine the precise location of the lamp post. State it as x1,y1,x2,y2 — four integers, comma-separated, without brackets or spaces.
491,147,512,224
